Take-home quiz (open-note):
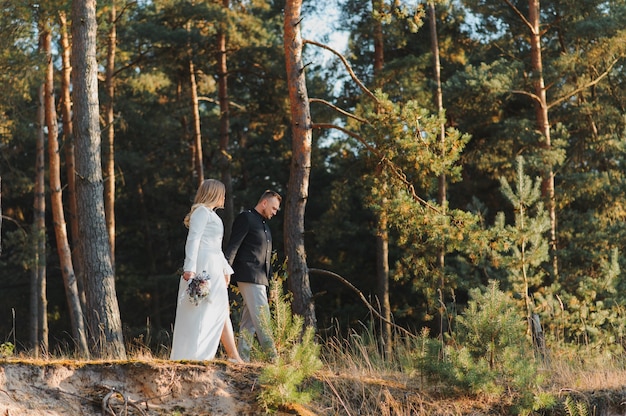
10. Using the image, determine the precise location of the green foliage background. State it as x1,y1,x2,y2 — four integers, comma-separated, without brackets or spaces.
1,0,626,363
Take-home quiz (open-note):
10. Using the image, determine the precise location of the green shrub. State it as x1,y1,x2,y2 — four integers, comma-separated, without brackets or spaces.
415,281,548,414
256,277,323,412
0,342,14,358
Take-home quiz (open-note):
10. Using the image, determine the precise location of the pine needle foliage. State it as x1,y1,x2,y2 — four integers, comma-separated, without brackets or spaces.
563,395,590,416
491,155,550,318
415,281,547,414
256,275,323,412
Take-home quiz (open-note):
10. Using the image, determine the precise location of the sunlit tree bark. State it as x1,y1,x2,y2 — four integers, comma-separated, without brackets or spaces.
104,0,117,268
71,0,126,359
58,10,87,316
526,0,557,278
43,16,89,357
284,0,316,328
32,80,48,357
502,0,557,278
189,58,204,186
218,0,234,241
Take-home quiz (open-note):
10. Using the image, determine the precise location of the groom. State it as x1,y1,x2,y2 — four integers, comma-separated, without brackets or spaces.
224,190,281,362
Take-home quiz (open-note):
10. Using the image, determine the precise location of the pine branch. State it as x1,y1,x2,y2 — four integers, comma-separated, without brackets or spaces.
509,89,542,106
548,57,622,110
500,0,535,34
309,98,369,124
312,123,443,216
303,39,378,102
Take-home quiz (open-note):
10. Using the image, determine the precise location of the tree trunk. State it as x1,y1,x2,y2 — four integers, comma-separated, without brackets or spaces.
32,82,48,357
43,21,90,358
177,80,193,171
218,0,234,241
375,208,391,356
104,0,117,269
71,0,126,359
429,1,448,338
372,0,391,354
527,0,558,279
58,10,87,317
189,59,204,186
429,1,446,208
283,0,316,329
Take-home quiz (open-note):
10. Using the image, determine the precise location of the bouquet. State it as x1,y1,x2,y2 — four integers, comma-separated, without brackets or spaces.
186,271,211,306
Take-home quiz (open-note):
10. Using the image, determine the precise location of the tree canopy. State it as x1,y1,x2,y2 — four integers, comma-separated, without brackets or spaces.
1,0,626,357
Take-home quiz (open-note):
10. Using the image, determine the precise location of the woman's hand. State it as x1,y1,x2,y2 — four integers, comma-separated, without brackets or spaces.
182,271,195,281
224,274,231,285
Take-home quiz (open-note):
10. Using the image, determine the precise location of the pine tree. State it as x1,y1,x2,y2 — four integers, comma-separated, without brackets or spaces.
490,156,550,342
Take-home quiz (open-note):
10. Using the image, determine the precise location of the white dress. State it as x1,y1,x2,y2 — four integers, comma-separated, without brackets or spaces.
170,206,234,361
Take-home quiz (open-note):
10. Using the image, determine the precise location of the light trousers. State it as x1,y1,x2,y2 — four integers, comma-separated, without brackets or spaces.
236,281,277,361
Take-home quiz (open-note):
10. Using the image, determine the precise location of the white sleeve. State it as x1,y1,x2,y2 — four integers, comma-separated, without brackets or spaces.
222,253,234,276
183,207,210,273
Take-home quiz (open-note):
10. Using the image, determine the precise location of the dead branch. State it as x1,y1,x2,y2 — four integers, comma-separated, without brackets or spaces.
303,39,378,102
309,98,370,125
102,386,147,416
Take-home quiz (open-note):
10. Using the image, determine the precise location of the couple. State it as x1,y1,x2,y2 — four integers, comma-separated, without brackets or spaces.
169,179,281,363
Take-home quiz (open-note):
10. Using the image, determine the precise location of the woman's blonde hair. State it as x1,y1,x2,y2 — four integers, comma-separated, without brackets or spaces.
184,179,225,227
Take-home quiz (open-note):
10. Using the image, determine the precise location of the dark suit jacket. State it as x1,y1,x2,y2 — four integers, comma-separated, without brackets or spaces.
224,209,272,286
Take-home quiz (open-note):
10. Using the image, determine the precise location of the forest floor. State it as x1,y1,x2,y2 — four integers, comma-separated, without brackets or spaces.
2,358,626,415
0,357,509,416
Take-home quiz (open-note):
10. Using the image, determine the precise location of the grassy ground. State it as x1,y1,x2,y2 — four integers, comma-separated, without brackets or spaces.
2,341,626,416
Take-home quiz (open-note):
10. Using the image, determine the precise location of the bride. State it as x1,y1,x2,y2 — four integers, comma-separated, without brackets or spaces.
170,179,243,363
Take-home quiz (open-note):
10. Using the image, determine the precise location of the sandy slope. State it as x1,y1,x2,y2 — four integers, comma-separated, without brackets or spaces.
0,359,266,416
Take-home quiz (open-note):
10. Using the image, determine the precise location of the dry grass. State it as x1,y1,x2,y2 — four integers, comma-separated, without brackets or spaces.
544,353,626,392
311,326,626,415
310,330,512,415
5,331,626,415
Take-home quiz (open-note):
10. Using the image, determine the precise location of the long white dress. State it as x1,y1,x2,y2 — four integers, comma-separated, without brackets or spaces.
170,206,234,361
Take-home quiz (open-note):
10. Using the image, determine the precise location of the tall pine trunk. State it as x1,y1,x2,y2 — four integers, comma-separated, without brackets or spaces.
372,0,391,355
189,58,204,185
32,81,48,357
71,0,126,359
104,0,117,269
429,1,448,338
284,0,316,329
58,10,87,317
218,0,234,241
43,20,89,357
375,206,391,355
527,0,558,279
